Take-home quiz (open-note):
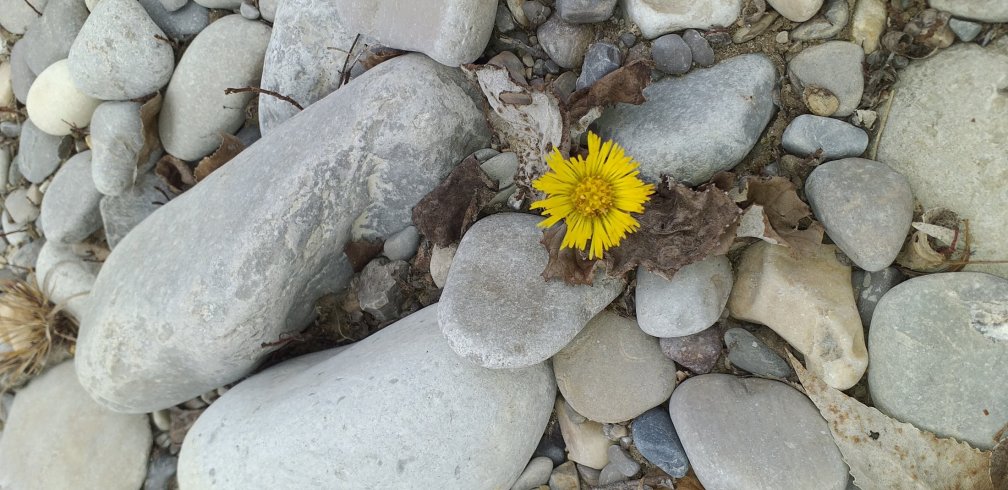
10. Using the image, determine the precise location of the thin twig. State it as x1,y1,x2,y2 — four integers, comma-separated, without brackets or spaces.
21,0,41,16
338,34,362,88
223,86,303,110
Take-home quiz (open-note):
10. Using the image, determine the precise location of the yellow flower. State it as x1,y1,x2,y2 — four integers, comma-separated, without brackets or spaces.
531,132,655,260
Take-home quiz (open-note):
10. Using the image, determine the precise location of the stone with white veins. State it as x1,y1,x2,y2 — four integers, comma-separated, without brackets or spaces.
805,158,913,272
76,54,490,413
782,115,868,159
39,151,103,244
90,101,146,196
623,0,742,39
636,255,732,337
17,119,72,184
439,213,624,369
594,54,776,184
178,305,556,489
19,0,88,75
0,362,151,490
928,0,1008,23
159,15,271,161
788,41,864,117
0,0,47,34
767,0,823,22
68,0,175,100
26,59,102,137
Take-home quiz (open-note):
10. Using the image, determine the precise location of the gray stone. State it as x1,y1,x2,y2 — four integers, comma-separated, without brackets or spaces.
636,255,732,337
35,241,99,320
4,188,39,224
90,101,146,196
496,3,516,32
782,114,868,159
929,0,1008,23
619,32,637,48
138,0,210,40
99,170,175,249
0,121,20,138
76,54,490,413
605,445,639,477
0,0,46,34
553,311,677,423
576,42,621,90
39,151,102,244
623,0,742,39
20,0,88,75
868,272,1008,450
480,151,519,188
791,0,849,41
336,0,496,66
382,225,419,261
234,125,261,147
17,119,72,184
660,324,725,374
68,0,175,100
594,54,776,184
193,0,239,9
159,15,271,161
259,0,356,134
512,456,554,490
159,0,187,11
788,41,864,117
632,407,689,478
557,0,616,23
805,158,913,272
669,374,848,490
357,258,407,322
522,1,551,26
9,239,45,272
258,0,276,21
948,18,982,42
439,214,623,369
549,461,580,490
723,327,793,378
851,267,905,327
652,34,692,75
876,37,1008,278
0,362,151,490
1,210,29,247
577,464,601,486
682,29,714,67
597,463,627,485
239,1,259,19
9,41,36,104
537,14,594,69
767,0,823,22
429,243,456,289
143,452,178,490
177,305,556,488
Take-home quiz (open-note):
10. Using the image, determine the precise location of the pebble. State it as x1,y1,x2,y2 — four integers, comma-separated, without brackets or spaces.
0,121,20,138
159,0,187,11
556,0,616,23
152,409,171,432
537,15,594,69
660,324,725,374
490,51,526,82
728,241,867,390
496,3,517,32
619,32,637,48
439,214,623,369
143,452,178,490
239,1,259,19
548,461,580,490
177,305,557,488
870,272,1008,449
9,239,44,272
767,0,823,22
948,18,983,42
480,151,519,189
0,0,47,34
17,119,71,183
604,444,640,477
522,1,551,27
681,29,714,67
356,258,407,322
781,114,869,159
26,59,102,136
138,0,210,41
20,0,88,75
775,30,789,43
788,41,864,117
553,311,677,423
575,42,621,90
4,188,40,224
77,54,490,412
632,407,689,478
429,243,457,288
39,151,102,244
35,241,99,320
1,211,30,247
9,41,36,104
533,421,567,466
67,0,175,100
99,169,174,249
669,374,848,490
89,101,148,196
512,457,554,490
651,34,692,75
0,62,12,107
851,267,905,327
805,158,914,272
636,256,733,337
0,362,151,490
623,0,742,39
790,0,848,41
850,0,885,53
733,11,778,43
556,398,610,469
929,0,1008,23
576,464,602,486
383,225,420,261
724,328,793,378
594,53,776,184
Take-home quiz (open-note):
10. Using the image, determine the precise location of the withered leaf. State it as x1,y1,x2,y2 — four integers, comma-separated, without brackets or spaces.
194,133,245,182
411,156,497,247
743,176,825,257
992,437,1007,489
605,178,741,279
343,239,384,272
567,59,652,134
155,154,196,194
138,92,162,169
788,352,995,490
540,223,599,286
359,45,406,70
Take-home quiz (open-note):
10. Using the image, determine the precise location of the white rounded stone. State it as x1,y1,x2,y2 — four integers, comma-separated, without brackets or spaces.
25,59,101,136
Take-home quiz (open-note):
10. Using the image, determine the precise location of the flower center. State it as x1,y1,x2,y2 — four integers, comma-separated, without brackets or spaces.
573,176,614,217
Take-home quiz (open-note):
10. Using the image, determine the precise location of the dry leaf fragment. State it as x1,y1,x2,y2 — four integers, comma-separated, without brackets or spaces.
343,239,384,272
566,59,652,134
155,154,196,194
411,156,497,247
742,175,825,257
788,352,994,490
539,223,599,286
194,133,245,182
138,93,163,169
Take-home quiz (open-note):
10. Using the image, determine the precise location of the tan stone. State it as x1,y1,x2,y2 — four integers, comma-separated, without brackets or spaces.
850,0,886,54
728,241,867,389
555,398,609,469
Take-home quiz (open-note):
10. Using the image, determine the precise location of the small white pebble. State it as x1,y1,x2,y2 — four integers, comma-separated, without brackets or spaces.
775,31,789,44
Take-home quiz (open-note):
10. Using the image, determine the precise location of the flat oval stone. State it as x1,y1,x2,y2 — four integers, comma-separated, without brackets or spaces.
9,40,37,104
660,324,726,374
39,150,102,244
178,305,556,489
781,114,869,160
723,327,792,378
869,272,1008,450
929,0,1008,23
556,0,617,23
26,59,102,136
623,0,741,39
669,374,848,490
90,101,146,196
35,241,99,321
651,33,692,75
636,255,732,337
439,213,624,369
17,119,72,183
788,41,864,117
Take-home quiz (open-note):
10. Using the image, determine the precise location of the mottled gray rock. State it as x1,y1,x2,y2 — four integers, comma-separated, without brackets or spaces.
159,15,271,161
557,0,616,23
336,0,496,66
383,225,419,261
660,325,725,374
805,158,913,272
4,188,39,224
594,54,776,184
869,272,1008,450
0,362,151,490
636,256,732,337
632,407,689,478
948,18,982,42
929,0,1008,22
682,29,714,67
623,0,742,38
68,0,175,100
576,42,621,90
259,0,356,134
537,15,594,69
652,34,692,75
99,171,174,249
724,328,792,378
258,0,276,21
177,305,556,489
77,54,490,412
90,101,146,196
35,241,99,321
9,40,36,104
603,445,639,477
512,457,554,490
669,374,848,490
0,121,20,138
439,214,623,369
357,258,407,322
0,0,46,34
480,151,519,188
553,311,677,423
20,0,88,75
851,267,905,327
767,0,823,22
17,119,72,184
782,114,868,159
39,151,102,244
138,0,210,40
788,41,864,117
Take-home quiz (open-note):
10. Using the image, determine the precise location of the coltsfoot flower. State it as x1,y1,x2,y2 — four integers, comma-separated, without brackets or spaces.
531,132,655,259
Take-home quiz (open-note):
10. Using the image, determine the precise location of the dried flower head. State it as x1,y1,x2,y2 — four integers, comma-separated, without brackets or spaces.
0,278,77,391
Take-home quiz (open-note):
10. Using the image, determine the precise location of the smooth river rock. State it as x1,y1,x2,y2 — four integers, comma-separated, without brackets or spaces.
929,0,1008,22
39,150,103,244
636,255,732,337
0,0,47,34
76,54,490,413
623,0,742,39
89,101,147,196
25,59,102,136
20,0,88,75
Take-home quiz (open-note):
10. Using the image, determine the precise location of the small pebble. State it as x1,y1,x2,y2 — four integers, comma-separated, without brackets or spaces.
155,432,171,448
383,226,420,261
619,32,637,48
532,420,567,466
602,423,628,441
556,0,618,24
0,121,20,138
510,456,553,490
651,34,692,75
537,15,594,69
776,31,789,43
682,30,714,67
239,1,259,19
522,1,552,27
792,0,850,41
659,324,725,374
576,464,601,486
152,409,171,432
948,18,982,42
724,327,793,378
4,188,39,224
781,114,869,159
473,148,500,162
605,445,640,477
632,407,689,478
548,461,580,490
597,465,627,486
522,54,535,68
575,42,621,90
489,51,527,83
429,243,457,289
851,267,905,327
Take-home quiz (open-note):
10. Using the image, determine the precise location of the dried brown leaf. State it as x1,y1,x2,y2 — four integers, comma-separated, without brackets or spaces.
359,46,406,70
605,178,741,279
743,176,824,257
138,92,162,169
540,223,599,286
194,133,245,182
155,154,196,193
566,59,652,133
788,352,994,490
411,156,497,247
343,239,384,272
992,436,1008,489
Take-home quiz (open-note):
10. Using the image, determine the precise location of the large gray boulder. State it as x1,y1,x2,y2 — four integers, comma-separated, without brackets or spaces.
75,53,491,413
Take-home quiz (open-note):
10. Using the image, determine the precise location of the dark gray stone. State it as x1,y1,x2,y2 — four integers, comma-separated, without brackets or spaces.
632,407,689,478
20,0,88,75
851,267,905,327
557,0,617,23
511,456,554,490
948,18,982,42
537,14,594,69
138,0,210,41
39,151,103,244
659,324,724,374
575,42,621,90
652,34,692,75
781,114,869,160
619,32,637,48
17,119,72,184
682,29,714,67
723,327,793,378
522,0,551,26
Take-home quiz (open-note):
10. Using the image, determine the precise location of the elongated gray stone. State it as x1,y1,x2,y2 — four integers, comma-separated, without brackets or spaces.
90,101,146,196
39,150,103,244
178,305,556,489
20,0,88,75
17,119,72,184
781,114,868,160
76,54,490,413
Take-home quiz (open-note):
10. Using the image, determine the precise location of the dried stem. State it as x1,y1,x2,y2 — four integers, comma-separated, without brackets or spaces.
223,86,303,110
